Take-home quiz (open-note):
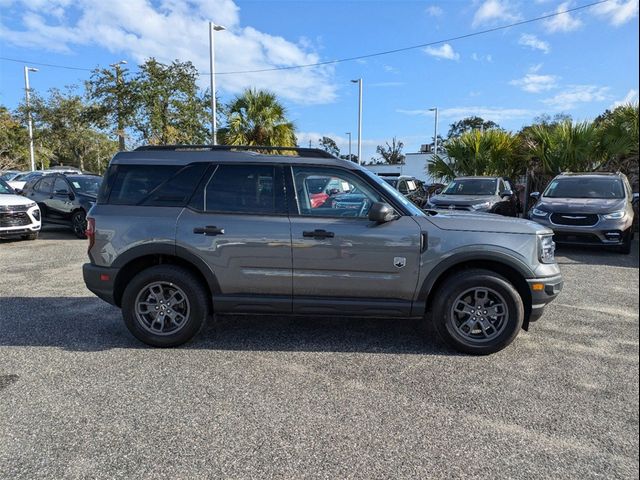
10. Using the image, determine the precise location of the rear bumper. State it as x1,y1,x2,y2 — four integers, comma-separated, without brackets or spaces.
83,263,119,306
527,274,563,322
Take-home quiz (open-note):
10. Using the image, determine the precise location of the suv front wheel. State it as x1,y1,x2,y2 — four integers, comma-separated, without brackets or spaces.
122,265,209,347
430,269,524,355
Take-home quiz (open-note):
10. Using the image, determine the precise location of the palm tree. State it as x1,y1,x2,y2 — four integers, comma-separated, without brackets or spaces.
596,103,639,173
219,88,296,147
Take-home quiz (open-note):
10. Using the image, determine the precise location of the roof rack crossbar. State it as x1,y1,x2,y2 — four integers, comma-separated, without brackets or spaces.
133,144,337,159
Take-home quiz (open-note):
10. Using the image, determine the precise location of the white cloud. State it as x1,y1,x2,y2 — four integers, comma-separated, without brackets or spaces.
518,33,550,54
425,5,444,17
398,107,537,122
592,0,639,26
0,0,337,105
542,85,610,110
510,73,559,93
472,0,522,27
424,43,460,61
611,89,639,108
471,52,493,62
544,1,583,32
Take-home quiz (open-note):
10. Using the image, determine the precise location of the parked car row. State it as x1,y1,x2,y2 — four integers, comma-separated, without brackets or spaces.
0,178,41,240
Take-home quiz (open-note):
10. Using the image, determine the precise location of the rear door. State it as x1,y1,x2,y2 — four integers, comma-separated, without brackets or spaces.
27,176,54,220
176,163,293,313
287,166,422,316
48,176,75,222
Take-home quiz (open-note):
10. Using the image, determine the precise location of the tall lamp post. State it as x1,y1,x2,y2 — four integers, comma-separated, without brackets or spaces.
345,132,352,161
428,107,439,156
110,60,127,151
24,66,38,171
351,79,362,165
209,22,226,145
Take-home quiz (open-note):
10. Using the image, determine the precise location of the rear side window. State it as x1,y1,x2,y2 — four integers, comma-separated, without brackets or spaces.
191,164,285,214
104,164,207,206
35,176,54,194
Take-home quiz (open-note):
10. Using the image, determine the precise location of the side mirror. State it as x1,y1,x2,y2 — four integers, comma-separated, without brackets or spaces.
530,192,540,200
368,202,396,223
633,193,639,205
500,190,514,198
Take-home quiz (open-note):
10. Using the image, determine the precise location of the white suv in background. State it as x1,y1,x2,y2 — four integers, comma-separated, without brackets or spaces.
0,178,41,240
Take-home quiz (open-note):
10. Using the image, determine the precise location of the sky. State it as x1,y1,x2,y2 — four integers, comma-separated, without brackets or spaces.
0,0,638,161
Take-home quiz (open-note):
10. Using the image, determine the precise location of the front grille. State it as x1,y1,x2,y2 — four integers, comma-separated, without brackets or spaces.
438,205,471,211
0,204,30,212
0,212,31,227
550,213,598,226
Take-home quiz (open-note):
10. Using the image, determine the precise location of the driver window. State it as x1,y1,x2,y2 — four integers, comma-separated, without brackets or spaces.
53,177,70,194
292,167,384,218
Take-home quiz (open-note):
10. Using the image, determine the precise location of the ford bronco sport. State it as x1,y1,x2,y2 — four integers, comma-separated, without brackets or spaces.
83,146,562,354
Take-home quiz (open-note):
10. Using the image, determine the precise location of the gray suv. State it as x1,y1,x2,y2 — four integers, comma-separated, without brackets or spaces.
528,172,638,254
426,176,519,217
83,146,562,354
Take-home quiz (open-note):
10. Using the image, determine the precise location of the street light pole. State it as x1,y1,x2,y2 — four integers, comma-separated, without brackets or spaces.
24,66,38,171
110,60,127,151
429,107,439,156
209,22,226,145
351,79,362,165
345,132,352,161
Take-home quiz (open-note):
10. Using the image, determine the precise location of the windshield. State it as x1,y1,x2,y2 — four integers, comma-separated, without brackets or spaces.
68,176,102,195
362,169,425,216
0,171,19,181
442,178,497,196
543,177,624,199
0,179,15,194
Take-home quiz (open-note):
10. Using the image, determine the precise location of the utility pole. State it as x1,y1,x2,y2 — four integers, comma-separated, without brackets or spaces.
24,66,38,171
429,107,439,156
345,132,352,161
110,60,127,151
209,22,226,145
351,79,363,165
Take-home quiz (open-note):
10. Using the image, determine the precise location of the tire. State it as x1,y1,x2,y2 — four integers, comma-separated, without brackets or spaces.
615,229,632,255
22,233,38,240
121,265,210,347
428,269,524,355
71,210,87,239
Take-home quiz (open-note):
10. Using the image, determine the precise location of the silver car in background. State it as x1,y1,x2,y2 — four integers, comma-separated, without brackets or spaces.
528,172,638,254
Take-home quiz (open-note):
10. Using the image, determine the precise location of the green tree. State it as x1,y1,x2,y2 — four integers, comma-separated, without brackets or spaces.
447,116,500,138
373,137,405,164
595,103,639,174
219,88,296,147
318,136,340,156
0,106,29,170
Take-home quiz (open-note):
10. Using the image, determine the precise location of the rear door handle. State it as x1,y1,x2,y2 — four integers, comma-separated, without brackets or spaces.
303,229,335,239
193,225,225,236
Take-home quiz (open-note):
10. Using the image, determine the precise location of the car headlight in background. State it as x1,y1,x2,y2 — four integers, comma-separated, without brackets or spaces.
602,211,625,220
471,201,491,211
538,235,556,264
531,207,548,217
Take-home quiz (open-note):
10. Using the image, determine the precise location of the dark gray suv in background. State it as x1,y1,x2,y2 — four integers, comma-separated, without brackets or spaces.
83,146,562,354
426,176,519,216
528,172,638,254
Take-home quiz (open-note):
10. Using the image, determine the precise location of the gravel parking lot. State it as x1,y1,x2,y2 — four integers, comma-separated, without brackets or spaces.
1,227,638,479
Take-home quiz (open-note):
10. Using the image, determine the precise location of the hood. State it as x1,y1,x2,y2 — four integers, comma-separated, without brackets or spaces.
0,193,37,207
537,197,626,214
430,194,496,206
7,181,26,189
424,210,550,235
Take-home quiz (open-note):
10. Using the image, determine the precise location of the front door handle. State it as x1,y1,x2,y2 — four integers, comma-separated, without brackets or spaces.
193,225,225,236
303,229,335,239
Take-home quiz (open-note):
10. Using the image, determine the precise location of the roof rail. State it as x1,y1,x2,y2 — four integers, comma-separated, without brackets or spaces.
133,144,337,159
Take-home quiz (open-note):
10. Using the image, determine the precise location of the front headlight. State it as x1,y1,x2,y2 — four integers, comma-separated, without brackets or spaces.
471,201,491,211
531,207,548,217
538,235,556,264
602,211,625,220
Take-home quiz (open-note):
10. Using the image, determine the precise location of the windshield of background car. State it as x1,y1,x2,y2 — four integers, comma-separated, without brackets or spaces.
0,172,18,181
0,179,14,194
362,169,425,216
543,177,625,199
442,179,497,195
68,176,102,195
383,178,398,187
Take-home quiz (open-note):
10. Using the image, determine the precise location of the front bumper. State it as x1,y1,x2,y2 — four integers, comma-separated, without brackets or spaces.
83,263,119,306
527,274,563,322
0,206,41,238
529,214,632,246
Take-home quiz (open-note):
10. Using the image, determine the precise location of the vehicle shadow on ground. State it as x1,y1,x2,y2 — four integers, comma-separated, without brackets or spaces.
555,239,639,268
0,225,80,243
0,297,454,355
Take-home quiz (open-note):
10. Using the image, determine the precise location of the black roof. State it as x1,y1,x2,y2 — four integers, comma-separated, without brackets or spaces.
111,145,359,169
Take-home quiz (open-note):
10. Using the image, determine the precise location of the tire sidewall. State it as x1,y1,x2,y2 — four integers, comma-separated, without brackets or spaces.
433,271,524,355
122,265,208,347
72,210,87,239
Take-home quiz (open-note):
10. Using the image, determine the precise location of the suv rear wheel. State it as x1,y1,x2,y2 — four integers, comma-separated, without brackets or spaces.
122,265,209,347
430,269,524,355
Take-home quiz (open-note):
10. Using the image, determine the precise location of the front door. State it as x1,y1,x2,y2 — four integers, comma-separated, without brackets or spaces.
176,163,292,313
288,166,422,316
48,176,75,222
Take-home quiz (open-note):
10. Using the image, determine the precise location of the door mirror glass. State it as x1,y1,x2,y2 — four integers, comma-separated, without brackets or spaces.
632,192,639,204
368,202,396,223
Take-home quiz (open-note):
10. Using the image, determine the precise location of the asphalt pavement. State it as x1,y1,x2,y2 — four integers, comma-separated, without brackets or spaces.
1,226,638,479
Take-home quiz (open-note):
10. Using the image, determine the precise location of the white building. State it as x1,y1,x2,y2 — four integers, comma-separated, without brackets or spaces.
364,151,445,185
